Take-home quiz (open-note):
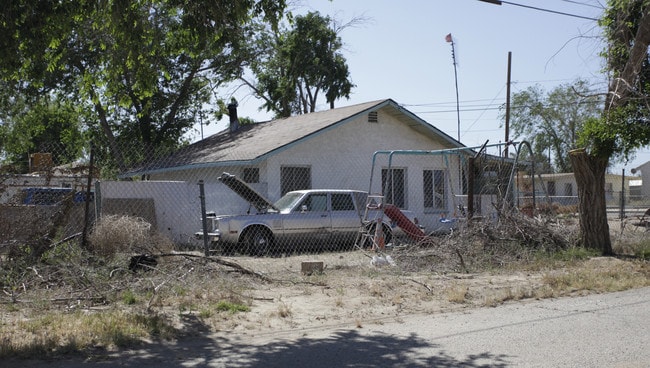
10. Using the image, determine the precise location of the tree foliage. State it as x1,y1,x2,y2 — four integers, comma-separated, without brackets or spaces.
584,0,650,160
569,0,650,254
505,80,602,173
0,87,86,172
244,11,355,118
0,0,287,172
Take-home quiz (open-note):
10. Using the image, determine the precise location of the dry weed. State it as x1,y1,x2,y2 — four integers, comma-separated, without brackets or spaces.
334,296,344,307
88,215,151,257
88,215,172,258
482,286,533,307
445,283,469,304
276,302,292,318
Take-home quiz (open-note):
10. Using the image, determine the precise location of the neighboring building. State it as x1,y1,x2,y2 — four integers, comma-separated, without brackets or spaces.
631,161,650,200
527,172,635,206
126,99,474,233
0,158,94,205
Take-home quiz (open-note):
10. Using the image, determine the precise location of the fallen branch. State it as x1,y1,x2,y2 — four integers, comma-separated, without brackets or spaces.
409,278,433,293
157,253,273,282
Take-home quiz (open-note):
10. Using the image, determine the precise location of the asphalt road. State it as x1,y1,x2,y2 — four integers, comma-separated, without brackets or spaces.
8,287,649,367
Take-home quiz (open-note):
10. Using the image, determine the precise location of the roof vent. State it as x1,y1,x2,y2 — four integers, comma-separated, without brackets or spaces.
368,111,378,123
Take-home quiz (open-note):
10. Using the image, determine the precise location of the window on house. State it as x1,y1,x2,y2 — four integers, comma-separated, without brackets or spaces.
281,166,311,195
242,167,259,183
564,183,573,197
382,168,406,208
547,181,556,196
424,169,446,210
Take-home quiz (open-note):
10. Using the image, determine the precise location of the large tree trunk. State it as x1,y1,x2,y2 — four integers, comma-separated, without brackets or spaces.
569,149,613,255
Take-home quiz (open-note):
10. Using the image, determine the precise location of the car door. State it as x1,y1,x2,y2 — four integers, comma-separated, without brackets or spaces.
330,192,362,247
281,192,332,249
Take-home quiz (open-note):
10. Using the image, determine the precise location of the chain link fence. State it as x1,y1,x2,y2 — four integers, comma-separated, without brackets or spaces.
2,136,649,264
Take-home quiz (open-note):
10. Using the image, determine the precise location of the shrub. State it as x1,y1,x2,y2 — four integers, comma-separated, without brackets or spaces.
88,215,171,257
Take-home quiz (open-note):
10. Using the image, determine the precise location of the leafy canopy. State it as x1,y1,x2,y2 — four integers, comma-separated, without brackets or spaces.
502,80,602,173
579,0,650,161
245,11,355,118
0,0,287,171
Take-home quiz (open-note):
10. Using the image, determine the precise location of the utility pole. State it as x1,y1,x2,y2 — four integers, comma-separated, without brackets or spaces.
504,51,512,157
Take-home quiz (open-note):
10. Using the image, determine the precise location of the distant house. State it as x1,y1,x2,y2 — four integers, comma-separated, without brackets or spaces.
631,161,650,200
529,172,634,206
126,99,474,233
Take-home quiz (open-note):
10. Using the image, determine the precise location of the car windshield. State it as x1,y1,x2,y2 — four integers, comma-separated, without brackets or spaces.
273,192,304,212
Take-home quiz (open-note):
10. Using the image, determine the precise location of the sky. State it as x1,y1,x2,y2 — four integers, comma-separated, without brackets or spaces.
190,0,648,174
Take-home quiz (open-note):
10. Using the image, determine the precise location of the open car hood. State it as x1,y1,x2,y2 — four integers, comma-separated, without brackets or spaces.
218,172,278,213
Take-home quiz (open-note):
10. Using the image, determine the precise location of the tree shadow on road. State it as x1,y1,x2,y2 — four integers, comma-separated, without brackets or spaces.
98,328,512,367
4,321,512,367
214,329,512,368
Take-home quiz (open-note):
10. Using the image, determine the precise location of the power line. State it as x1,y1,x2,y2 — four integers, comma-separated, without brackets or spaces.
412,99,602,115
558,0,603,10
479,0,599,21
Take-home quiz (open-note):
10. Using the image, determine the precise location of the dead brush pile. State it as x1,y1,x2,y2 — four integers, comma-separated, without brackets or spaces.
1,215,260,311
0,215,182,306
392,211,580,273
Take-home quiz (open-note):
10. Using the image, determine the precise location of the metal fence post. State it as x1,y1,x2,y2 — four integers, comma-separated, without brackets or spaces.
81,143,95,249
94,180,102,220
198,180,209,257
620,169,625,219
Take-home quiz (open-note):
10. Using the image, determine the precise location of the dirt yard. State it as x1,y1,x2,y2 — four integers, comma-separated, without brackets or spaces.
158,250,642,338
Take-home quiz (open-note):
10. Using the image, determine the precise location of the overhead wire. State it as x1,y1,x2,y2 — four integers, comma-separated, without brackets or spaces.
557,0,604,10
496,1,599,21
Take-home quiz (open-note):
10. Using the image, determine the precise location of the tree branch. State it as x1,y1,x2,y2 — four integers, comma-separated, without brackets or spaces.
608,6,650,110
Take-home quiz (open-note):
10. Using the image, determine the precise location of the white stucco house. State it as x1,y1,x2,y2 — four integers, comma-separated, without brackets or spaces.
121,99,475,237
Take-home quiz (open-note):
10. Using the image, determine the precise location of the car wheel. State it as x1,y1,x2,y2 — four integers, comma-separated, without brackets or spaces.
247,227,272,256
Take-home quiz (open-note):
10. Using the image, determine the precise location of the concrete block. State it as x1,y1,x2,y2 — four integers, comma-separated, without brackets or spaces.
301,261,324,275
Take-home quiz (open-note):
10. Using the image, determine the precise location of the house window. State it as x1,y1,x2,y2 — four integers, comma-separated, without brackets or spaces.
564,183,573,197
243,168,259,183
424,169,446,211
382,168,406,208
281,166,311,195
547,181,556,196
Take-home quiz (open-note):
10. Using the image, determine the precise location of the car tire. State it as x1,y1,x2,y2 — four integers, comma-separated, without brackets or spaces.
246,227,272,257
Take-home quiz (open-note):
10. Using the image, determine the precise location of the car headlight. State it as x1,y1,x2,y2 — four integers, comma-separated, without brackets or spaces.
210,217,219,230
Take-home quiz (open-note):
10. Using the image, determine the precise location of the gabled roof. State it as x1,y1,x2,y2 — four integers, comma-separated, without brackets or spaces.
633,160,650,173
128,99,464,176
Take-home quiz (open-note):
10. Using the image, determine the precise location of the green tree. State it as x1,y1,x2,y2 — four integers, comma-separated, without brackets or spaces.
243,11,355,118
570,0,650,255
0,0,287,172
1,98,85,172
504,80,602,173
